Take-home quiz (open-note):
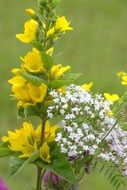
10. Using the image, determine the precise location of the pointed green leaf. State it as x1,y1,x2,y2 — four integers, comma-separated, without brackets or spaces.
17,107,25,119
41,52,54,70
0,148,13,157
28,150,39,163
48,73,82,89
21,71,45,86
8,156,26,179
24,105,42,118
35,150,76,184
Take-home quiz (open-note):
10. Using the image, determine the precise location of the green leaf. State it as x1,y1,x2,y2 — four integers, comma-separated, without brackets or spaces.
21,71,45,86
28,150,39,163
48,73,82,89
24,105,42,118
8,156,26,179
17,105,43,119
41,52,54,71
17,107,25,118
36,150,76,184
0,147,13,157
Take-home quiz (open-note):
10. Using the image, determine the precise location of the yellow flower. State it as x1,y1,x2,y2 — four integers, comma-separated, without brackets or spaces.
21,48,45,73
108,110,114,116
11,68,21,75
121,75,127,85
46,16,73,38
2,122,37,158
34,120,59,143
9,75,47,107
16,19,38,43
28,82,47,103
82,82,93,91
117,71,127,78
44,121,59,143
104,93,120,102
40,142,51,163
26,8,35,18
8,75,27,86
2,121,57,163
55,16,73,32
51,64,71,78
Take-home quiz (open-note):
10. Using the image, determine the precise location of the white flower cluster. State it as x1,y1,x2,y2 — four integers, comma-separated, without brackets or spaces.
47,84,127,175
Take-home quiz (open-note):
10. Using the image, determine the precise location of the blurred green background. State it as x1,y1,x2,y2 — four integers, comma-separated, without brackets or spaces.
1,0,127,189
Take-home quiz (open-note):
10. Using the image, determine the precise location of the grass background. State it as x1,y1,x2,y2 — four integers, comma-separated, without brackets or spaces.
1,0,127,189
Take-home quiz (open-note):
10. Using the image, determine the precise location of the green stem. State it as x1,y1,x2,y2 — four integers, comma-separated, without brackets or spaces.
36,116,47,190
40,116,47,146
36,166,42,190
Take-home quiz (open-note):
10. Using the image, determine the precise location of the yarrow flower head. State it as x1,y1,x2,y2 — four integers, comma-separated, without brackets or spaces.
47,84,127,175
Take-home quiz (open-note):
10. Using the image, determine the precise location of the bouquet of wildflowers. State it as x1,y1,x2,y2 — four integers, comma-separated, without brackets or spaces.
1,0,127,190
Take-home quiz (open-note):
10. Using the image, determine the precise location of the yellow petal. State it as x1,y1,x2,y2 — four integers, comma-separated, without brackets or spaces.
16,19,38,43
54,16,73,32
82,82,93,91
51,64,71,78
40,143,51,163
21,48,45,73
104,93,120,102
28,83,47,103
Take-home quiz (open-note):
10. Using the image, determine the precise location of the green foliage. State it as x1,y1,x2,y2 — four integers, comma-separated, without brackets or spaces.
41,52,54,71
94,160,126,190
21,71,46,86
17,105,44,119
48,73,82,88
35,149,76,184
8,156,26,179
0,143,13,157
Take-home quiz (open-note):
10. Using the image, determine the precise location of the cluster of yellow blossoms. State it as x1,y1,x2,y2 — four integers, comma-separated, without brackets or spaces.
3,7,73,163
2,121,58,163
8,11,73,108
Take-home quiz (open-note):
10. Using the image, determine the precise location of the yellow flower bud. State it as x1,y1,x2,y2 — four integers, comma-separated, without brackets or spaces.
26,8,35,17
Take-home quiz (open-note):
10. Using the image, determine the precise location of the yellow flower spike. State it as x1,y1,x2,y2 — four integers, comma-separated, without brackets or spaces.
40,142,51,163
104,93,120,102
26,8,35,18
45,121,59,143
51,64,71,78
16,19,38,43
82,82,93,92
121,76,127,85
28,82,47,103
54,16,73,32
21,48,45,73
46,47,54,56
